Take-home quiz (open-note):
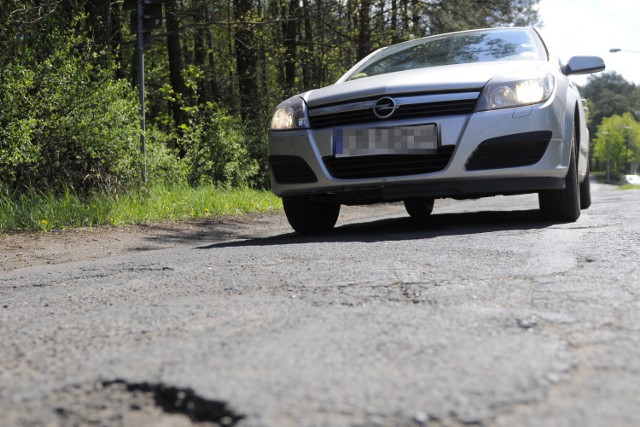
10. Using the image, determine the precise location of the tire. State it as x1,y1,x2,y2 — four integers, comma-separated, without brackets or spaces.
404,198,435,219
282,196,340,234
580,162,592,210
538,134,580,222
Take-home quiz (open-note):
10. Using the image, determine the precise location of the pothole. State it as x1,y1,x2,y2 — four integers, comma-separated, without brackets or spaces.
103,380,244,426
7,380,244,426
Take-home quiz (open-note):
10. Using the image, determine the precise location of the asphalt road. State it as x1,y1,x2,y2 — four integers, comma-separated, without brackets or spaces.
1,182,639,427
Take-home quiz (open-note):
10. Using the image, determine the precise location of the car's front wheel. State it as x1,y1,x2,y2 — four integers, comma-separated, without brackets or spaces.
538,140,580,222
404,198,435,219
282,196,340,234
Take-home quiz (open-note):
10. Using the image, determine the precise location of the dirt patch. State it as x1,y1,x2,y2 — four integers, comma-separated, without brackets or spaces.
0,203,416,273
0,211,288,272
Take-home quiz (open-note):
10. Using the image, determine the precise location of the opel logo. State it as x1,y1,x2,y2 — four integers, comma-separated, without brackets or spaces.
373,97,397,119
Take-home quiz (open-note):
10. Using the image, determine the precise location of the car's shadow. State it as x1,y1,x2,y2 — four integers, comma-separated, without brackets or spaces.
195,209,553,250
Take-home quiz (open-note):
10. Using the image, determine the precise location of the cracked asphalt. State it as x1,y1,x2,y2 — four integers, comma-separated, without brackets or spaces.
1,182,639,426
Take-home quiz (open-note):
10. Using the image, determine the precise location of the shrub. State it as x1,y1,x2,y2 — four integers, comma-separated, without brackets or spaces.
0,27,186,194
181,103,259,188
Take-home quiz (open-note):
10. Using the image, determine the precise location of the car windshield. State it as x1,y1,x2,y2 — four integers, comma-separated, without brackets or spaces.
348,28,547,80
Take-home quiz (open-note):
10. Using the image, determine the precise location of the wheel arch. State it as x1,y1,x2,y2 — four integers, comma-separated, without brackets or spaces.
573,101,589,181
574,105,581,154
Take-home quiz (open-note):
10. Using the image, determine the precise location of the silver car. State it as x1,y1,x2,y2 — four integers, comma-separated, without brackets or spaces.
269,27,605,233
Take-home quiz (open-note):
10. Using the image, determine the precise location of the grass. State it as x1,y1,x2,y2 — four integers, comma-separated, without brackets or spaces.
591,171,640,189
0,184,282,232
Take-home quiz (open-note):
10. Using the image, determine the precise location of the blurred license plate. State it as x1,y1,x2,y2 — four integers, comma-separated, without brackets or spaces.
334,124,438,157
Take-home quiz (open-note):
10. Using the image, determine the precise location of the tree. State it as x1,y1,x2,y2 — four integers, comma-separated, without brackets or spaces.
1,0,545,193
0,28,149,193
581,72,640,139
593,113,640,181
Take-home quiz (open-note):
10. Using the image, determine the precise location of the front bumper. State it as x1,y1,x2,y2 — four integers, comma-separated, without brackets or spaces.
269,100,569,203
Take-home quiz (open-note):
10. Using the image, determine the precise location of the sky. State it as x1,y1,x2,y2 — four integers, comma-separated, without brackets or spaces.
537,0,640,85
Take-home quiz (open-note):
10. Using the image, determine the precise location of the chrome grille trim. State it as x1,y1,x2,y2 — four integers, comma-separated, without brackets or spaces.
309,100,378,117
307,91,480,129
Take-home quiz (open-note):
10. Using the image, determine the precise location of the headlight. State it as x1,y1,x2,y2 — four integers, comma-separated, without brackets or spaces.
475,72,555,111
270,96,309,130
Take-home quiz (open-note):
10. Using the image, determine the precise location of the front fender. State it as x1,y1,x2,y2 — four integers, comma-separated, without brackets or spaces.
563,82,589,180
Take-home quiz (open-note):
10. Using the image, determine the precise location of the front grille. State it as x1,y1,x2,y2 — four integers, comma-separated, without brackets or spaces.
465,131,552,171
308,92,479,129
323,145,455,179
270,156,318,184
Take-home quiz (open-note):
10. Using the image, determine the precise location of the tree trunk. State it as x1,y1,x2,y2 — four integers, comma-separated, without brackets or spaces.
391,0,399,43
110,2,125,79
165,0,187,134
86,0,111,48
204,5,220,102
282,0,299,94
411,0,421,37
234,0,259,120
301,0,315,89
357,0,372,60
193,3,208,104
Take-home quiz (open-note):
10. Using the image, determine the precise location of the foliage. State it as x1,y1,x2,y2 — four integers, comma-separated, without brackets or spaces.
592,113,640,182
144,127,190,186
581,72,640,140
1,0,542,202
180,103,260,187
0,27,154,193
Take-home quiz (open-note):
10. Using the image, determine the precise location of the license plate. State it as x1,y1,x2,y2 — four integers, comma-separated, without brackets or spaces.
334,124,438,157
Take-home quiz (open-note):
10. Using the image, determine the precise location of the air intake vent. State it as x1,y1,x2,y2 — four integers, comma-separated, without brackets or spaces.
323,145,455,179
465,131,552,171
270,156,318,184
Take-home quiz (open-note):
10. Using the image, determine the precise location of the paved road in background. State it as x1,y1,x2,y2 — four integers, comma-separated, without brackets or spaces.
1,182,639,427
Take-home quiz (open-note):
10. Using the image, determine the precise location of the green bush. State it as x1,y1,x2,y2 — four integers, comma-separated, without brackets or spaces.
144,127,189,186
181,103,259,188
0,27,185,194
0,31,131,192
0,19,270,195
243,120,271,188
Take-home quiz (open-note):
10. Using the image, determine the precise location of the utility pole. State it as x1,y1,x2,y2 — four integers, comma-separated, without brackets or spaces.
124,0,163,184
137,0,147,184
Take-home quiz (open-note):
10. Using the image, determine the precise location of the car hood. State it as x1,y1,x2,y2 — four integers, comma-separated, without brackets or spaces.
302,60,550,107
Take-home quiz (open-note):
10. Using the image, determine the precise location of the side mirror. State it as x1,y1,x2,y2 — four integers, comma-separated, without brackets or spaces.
563,56,606,76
